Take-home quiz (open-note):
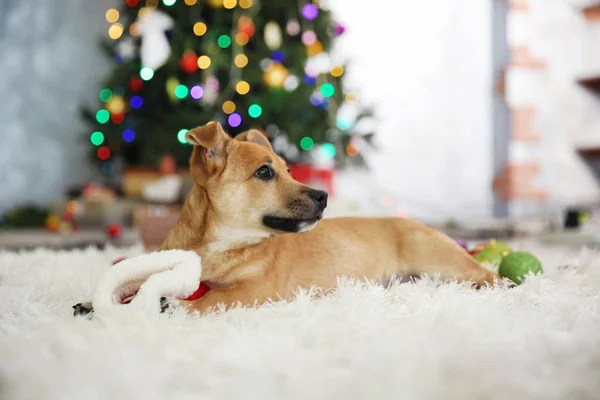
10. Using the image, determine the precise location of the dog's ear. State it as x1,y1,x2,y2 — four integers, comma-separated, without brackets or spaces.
186,121,230,178
235,129,273,151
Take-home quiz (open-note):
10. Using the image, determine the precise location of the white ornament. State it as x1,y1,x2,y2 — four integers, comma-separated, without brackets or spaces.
136,9,174,70
117,37,137,61
264,21,282,50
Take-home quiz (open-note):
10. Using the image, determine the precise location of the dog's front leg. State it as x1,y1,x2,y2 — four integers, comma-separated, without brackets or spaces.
162,286,271,316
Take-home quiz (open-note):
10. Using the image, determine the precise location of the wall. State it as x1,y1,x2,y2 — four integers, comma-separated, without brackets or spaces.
329,0,495,222
0,0,116,214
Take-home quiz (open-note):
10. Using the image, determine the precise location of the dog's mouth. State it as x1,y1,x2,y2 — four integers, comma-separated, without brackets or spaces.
262,213,323,233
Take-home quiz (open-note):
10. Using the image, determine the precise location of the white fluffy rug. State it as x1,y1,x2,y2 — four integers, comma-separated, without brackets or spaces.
1,243,600,400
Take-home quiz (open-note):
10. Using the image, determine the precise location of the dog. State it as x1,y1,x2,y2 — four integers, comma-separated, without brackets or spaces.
74,121,500,317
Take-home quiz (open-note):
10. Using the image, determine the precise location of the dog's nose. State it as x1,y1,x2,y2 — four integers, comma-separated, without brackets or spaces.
308,189,328,209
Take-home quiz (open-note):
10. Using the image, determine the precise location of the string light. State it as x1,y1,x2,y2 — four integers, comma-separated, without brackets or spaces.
263,63,289,87
228,113,242,128
302,4,319,20
174,84,189,99
303,74,317,85
96,109,110,124
140,66,154,80
236,32,250,45
237,16,255,37
283,75,299,91
193,22,207,36
345,92,358,103
321,143,336,159
146,0,159,8
99,88,112,102
66,200,80,214
301,31,317,46
102,161,116,175
185,0,197,4
106,95,126,114
336,115,353,130
138,7,151,19
300,137,314,151
346,144,359,157
307,41,323,56
320,83,335,98
126,0,140,6
271,50,285,63
130,96,143,109
310,92,325,106
239,0,252,8
331,65,344,77
286,20,301,36
222,101,236,114
130,23,140,36
177,129,189,144
218,35,232,48
236,81,250,95
163,0,176,5
197,55,211,69
111,113,125,124
114,87,125,96
105,9,119,23
190,85,204,99
90,131,104,146
122,128,136,142
234,54,248,68
223,0,236,9
207,0,224,7
97,146,111,160
108,23,124,40
248,104,262,118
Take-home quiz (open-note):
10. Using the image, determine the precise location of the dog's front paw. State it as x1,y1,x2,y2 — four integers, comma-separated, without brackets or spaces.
73,302,94,317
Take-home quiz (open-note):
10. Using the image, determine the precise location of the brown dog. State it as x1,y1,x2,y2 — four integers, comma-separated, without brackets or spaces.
154,121,501,315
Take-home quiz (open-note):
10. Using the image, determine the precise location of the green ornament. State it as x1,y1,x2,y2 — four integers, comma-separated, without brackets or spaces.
498,251,543,285
473,240,512,269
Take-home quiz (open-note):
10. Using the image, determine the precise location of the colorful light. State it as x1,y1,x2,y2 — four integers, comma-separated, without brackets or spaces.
185,0,197,4
163,0,176,5
321,143,336,159
99,88,112,102
223,0,236,9
222,101,236,114
304,74,317,85
111,113,125,124
346,144,359,157
331,65,344,77
138,7,151,19
114,87,126,96
236,32,250,45
320,83,335,98
336,115,353,130
130,96,143,109
174,85,189,99
102,161,116,175
108,23,124,40
236,81,250,95
140,66,154,80
106,95,126,114
235,54,248,68
301,30,317,46
228,113,242,128
310,92,325,106
90,131,104,146
130,23,140,36
177,129,189,144
271,50,285,63
130,77,143,92
193,22,207,36
127,0,140,6
300,137,314,151
105,8,119,23
239,0,252,8
283,75,299,91
248,104,262,118
307,40,323,56
286,20,301,36
122,128,136,142
97,146,111,160
96,109,110,124
345,92,358,103
302,4,319,20
197,55,211,69
334,23,346,35
263,63,289,88
66,200,80,214
218,35,232,48
190,85,204,99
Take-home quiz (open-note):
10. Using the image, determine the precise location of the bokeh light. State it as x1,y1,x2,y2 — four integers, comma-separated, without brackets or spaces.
111,113,125,124
271,50,285,63
218,35,232,48
99,88,113,102
304,74,317,85
239,0,252,8
163,0,176,5
284,75,299,91
177,129,189,144
345,92,358,103
96,109,110,124
286,20,301,36
140,66,154,80
130,96,143,109
102,161,116,175
223,0,236,9
130,23,140,36
190,85,204,99
197,55,211,69
222,101,236,114
331,65,344,77
105,9,119,23
236,32,250,45
236,81,250,95
97,146,111,160
302,4,319,20
300,137,314,151
122,128,136,142
301,30,317,46
90,131,104,146
108,23,124,40
127,0,140,6
336,115,353,130
106,95,126,114
235,54,248,68
66,200,80,214
228,113,242,127
174,84,189,99
248,104,262,118
320,83,335,98
320,143,336,159
185,0,197,4
346,144,359,157
193,22,207,36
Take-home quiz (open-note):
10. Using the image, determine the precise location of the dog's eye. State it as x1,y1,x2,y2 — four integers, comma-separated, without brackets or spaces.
254,165,274,180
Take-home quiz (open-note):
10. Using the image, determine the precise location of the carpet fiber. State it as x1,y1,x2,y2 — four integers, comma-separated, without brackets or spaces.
1,243,599,400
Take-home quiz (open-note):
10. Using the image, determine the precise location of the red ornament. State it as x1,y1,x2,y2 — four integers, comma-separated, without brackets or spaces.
237,16,255,38
111,112,125,124
106,223,123,238
129,77,144,92
180,51,199,74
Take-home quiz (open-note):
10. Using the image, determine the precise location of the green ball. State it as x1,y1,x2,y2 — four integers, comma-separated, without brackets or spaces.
474,240,512,268
498,251,543,285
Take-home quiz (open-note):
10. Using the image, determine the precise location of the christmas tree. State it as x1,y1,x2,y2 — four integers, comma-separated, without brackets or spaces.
84,0,373,177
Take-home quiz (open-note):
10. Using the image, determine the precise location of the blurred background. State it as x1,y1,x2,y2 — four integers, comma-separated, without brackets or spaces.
1,0,599,250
